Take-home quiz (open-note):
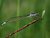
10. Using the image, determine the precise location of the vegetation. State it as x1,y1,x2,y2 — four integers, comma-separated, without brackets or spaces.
0,0,50,38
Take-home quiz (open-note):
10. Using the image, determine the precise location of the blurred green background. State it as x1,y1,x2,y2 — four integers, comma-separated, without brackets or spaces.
0,0,50,38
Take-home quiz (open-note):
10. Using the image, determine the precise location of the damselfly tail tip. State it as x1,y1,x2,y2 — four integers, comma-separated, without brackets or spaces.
1,22,6,26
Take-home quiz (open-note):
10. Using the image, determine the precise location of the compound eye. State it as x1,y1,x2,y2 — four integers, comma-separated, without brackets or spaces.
27,12,39,17
30,13,37,16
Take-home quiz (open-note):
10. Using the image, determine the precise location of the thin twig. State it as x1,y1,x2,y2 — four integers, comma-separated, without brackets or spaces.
6,17,41,38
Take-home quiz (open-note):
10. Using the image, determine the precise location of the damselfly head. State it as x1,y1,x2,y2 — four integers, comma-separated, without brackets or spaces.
27,12,39,17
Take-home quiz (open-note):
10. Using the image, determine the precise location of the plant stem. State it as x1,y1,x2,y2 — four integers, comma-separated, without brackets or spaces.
6,17,41,38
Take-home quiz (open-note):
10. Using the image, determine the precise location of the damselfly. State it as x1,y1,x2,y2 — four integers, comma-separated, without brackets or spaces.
1,13,41,38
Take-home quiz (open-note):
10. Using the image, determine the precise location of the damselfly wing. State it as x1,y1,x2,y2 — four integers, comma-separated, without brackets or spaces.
1,12,39,26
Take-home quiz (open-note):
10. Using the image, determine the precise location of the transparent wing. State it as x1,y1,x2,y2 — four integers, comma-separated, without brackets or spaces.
1,13,39,26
